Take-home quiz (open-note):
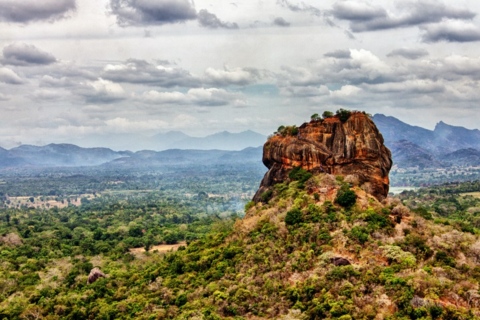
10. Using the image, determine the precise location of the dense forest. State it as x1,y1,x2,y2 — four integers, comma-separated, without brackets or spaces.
1,163,480,318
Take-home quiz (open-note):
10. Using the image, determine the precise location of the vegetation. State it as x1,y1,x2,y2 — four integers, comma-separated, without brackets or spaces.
276,125,299,137
2,130,480,318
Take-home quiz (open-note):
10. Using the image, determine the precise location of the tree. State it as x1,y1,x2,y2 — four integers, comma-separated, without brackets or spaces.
310,113,320,121
336,108,352,122
322,111,334,119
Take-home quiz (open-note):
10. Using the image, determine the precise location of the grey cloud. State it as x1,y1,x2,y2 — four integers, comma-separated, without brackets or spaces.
40,75,77,88
0,67,24,84
198,9,238,29
278,0,321,17
387,48,429,59
333,0,476,32
109,0,196,26
332,1,386,21
273,17,290,27
422,23,480,43
0,0,75,23
2,43,57,66
324,49,351,59
188,88,244,107
101,59,200,87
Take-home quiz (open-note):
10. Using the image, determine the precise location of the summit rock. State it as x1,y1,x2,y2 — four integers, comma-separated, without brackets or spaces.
253,111,392,201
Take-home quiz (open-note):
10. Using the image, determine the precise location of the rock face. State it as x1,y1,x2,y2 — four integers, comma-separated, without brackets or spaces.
253,112,392,201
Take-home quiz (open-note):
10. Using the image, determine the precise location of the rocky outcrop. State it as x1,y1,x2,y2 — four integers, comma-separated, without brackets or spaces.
253,111,392,201
87,267,106,284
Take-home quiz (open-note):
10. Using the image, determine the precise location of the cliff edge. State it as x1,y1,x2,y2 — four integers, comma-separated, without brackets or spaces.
253,111,392,201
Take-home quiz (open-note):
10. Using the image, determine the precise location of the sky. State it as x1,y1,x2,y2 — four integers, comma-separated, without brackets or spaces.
1,0,480,150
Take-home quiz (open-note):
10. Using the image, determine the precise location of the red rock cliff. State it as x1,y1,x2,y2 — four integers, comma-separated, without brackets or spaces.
253,112,392,201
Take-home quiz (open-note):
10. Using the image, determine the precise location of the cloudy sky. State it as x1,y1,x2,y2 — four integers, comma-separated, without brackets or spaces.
1,0,480,149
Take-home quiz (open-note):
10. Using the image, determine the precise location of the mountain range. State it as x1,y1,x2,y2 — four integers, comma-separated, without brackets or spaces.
69,130,267,152
372,114,480,168
0,115,479,169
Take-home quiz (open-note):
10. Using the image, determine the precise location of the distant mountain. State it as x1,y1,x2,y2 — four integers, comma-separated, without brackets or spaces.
373,114,480,168
433,121,480,153
372,114,434,151
389,140,442,169
106,146,263,168
67,130,266,151
168,130,266,151
373,114,480,155
443,148,480,167
4,144,130,167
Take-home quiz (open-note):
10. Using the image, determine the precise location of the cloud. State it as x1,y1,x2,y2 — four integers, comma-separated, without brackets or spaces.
332,0,476,32
365,80,444,94
0,0,76,23
102,59,200,87
0,93,10,101
273,17,290,27
278,0,321,17
387,48,429,59
203,67,263,86
0,67,24,84
324,49,351,59
77,78,126,103
2,43,57,66
188,88,243,106
109,0,196,26
422,21,480,42
30,89,68,101
140,90,187,104
104,117,169,132
331,1,386,21
198,9,238,29
140,88,245,106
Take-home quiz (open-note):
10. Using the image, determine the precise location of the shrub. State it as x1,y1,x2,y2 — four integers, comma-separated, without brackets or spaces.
434,251,456,267
322,111,334,119
285,208,303,226
335,188,356,208
349,226,369,244
244,201,255,211
380,245,417,269
288,167,312,187
260,190,273,203
336,108,352,122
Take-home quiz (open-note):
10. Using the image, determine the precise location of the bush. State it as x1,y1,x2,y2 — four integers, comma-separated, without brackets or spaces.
349,226,369,244
322,111,334,119
335,188,356,208
434,251,456,267
260,190,273,203
336,108,352,122
285,208,303,226
289,167,312,184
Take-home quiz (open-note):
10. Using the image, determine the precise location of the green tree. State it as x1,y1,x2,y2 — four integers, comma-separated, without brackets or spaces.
322,111,334,119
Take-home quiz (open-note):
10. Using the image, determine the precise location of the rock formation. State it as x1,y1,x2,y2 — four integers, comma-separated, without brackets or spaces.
253,111,392,201
87,267,106,284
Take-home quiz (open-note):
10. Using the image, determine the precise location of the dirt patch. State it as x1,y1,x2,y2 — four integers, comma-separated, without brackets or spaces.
129,241,187,254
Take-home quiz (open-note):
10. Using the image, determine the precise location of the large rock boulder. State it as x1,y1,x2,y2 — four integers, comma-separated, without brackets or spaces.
253,111,392,201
